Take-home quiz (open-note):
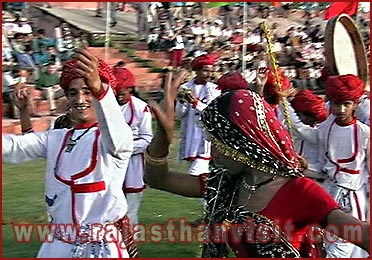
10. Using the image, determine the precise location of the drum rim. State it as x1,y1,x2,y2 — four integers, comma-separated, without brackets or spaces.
324,14,368,83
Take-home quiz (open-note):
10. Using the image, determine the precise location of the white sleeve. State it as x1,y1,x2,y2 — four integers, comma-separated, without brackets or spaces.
93,85,133,160
2,132,48,163
133,107,153,155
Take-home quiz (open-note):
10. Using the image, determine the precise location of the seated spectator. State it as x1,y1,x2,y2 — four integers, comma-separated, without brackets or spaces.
13,15,33,35
2,66,30,118
11,34,39,82
36,63,64,114
191,20,204,39
55,21,75,61
157,5,170,30
184,2,195,18
46,46,62,69
2,33,14,62
147,27,160,52
32,28,55,52
32,44,51,66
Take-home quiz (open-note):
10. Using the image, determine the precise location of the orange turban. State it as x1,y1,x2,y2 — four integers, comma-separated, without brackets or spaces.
191,54,215,70
217,71,248,92
291,89,327,123
113,67,136,91
263,67,291,105
60,58,117,92
325,74,364,103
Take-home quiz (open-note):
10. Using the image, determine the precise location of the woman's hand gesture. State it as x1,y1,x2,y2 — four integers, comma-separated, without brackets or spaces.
148,70,188,144
13,87,29,110
255,67,269,96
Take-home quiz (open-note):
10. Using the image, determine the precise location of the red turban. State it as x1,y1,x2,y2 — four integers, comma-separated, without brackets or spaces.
113,67,136,91
217,72,248,92
264,67,291,105
291,89,327,123
191,54,215,70
325,74,364,103
60,58,117,92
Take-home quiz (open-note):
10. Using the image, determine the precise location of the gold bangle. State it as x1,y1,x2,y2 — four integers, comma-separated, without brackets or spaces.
144,148,168,166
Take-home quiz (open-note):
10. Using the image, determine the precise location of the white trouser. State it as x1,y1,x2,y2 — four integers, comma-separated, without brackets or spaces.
324,183,369,258
125,192,144,240
37,226,130,258
188,157,211,176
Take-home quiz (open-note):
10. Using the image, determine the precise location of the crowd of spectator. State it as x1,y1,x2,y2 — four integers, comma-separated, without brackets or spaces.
2,2,370,119
141,2,370,92
2,4,86,118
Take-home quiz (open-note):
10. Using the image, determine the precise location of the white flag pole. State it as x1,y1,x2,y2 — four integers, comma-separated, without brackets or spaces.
242,2,247,73
104,2,111,62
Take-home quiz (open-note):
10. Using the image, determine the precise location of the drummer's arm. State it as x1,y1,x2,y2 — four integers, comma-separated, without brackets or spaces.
313,130,327,173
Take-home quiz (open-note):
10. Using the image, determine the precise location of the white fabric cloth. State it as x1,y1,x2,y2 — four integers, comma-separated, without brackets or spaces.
189,155,211,176
317,116,370,192
120,96,153,192
2,87,134,258
279,103,323,171
125,191,144,240
2,71,20,93
355,95,370,126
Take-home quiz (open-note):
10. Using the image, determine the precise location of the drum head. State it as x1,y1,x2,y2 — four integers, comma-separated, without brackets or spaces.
324,14,368,83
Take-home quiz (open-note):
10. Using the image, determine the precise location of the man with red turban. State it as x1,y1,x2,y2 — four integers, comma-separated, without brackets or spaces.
290,74,370,258
289,89,328,179
263,67,291,106
323,74,370,126
3,48,137,258
291,89,327,126
113,66,153,240
175,54,221,176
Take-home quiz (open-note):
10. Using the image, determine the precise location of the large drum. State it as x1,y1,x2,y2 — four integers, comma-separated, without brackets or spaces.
324,14,368,83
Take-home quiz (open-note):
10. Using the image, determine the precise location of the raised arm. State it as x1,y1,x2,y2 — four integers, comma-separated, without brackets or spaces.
72,48,133,159
2,132,48,163
145,70,203,197
13,87,33,134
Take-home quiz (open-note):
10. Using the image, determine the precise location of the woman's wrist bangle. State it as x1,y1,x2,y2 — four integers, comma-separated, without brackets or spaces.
22,127,34,134
144,147,168,166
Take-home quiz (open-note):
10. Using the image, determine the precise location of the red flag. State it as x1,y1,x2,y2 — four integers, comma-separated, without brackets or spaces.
324,2,359,20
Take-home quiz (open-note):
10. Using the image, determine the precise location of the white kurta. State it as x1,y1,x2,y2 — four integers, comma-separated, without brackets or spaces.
119,95,152,231
120,95,153,193
176,79,220,159
2,87,134,258
279,103,323,172
292,114,370,219
290,113,370,258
